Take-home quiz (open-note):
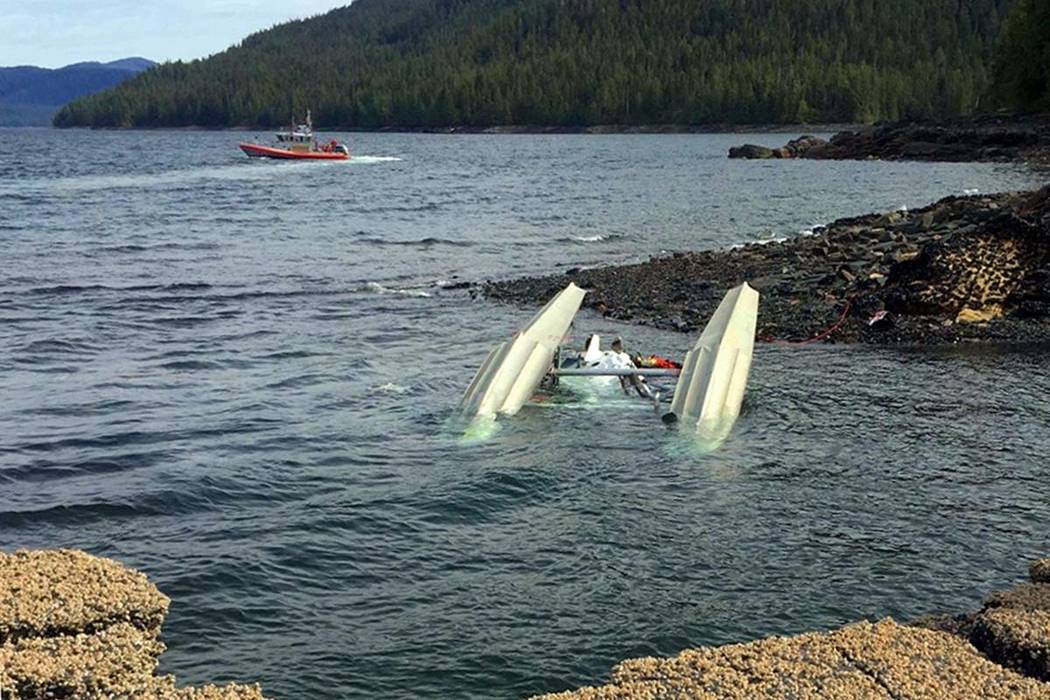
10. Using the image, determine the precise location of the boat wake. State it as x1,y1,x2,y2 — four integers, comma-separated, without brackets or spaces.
350,155,403,164
30,161,323,194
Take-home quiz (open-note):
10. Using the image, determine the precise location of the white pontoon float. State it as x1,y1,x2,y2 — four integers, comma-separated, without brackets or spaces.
460,282,759,432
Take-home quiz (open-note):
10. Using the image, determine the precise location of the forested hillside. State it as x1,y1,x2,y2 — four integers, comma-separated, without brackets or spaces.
994,0,1049,111
54,0,1014,128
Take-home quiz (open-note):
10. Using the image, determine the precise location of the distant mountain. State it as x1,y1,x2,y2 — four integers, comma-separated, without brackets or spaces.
0,58,155,126
53,0,1016,129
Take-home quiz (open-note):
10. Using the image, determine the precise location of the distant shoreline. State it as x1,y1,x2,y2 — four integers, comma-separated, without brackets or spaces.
38,123,860,134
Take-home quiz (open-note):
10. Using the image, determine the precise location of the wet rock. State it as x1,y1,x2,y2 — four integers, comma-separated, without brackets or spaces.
730,114,1050,163
727,144,774,159
1032,559,1050,584
911,612,976,638
485,186,1050,345
984,583,1050,612
971,608,1050,683
785,135,829,156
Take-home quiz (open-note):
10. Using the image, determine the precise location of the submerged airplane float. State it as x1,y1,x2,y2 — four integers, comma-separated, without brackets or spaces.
459,282,759,435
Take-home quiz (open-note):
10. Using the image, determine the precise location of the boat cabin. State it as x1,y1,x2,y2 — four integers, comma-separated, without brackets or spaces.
275,125,314,153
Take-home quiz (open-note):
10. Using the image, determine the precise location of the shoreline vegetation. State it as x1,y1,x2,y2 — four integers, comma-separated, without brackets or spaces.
52,0,1014,130
531,556,1050,699
0,550,268,699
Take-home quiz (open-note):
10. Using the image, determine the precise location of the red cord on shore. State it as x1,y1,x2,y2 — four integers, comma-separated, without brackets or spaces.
759,299,853,345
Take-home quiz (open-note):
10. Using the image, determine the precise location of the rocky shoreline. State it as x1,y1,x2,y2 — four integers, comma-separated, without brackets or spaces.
485,187,1050,345
532,556,1050,699
0,549,268,699
728,114,1050,164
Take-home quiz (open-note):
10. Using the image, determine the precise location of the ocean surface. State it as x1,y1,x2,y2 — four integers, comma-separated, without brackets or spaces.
2,128,1049,699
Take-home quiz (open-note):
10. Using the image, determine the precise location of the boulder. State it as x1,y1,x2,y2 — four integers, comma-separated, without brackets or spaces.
727,144,774,159
1032,559,1050,584
971,608,1050,683
785,135,829,156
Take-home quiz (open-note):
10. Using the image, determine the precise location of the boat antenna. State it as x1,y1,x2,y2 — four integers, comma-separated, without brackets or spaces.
307,109,312,131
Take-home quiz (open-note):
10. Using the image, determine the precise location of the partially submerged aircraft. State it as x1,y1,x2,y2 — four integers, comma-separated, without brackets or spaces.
460,282,759,434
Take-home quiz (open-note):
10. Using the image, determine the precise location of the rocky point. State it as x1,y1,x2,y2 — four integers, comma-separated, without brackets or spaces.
484,187,1050,345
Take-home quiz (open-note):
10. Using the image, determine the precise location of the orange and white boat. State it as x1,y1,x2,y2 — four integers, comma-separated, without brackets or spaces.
239,111,350,160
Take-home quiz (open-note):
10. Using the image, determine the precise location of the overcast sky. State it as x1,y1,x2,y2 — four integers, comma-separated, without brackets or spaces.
1,1,347,68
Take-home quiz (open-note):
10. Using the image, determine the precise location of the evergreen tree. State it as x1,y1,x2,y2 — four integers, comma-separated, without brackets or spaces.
54,0,1016,128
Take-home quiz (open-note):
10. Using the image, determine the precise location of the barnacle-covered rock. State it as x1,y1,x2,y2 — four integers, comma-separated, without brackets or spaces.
971,608,1050,683
532,619,1050,699
0,549,271,699
983,582,1050,613
0,548,169,642
0,622,162,699
148,676,272,699
1031,559,1050,584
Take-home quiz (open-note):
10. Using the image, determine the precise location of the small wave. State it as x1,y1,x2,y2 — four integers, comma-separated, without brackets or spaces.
25,281,214,297
963,188,980,196
18,338,101,354
730,236,787,250
373,382,409,394
572,234,610,242
359,282,431,298
158,359,224,371
352,234,470,248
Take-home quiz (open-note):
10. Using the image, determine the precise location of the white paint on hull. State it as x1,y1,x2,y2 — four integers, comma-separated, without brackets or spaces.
460,283,586,418
668,282,759,430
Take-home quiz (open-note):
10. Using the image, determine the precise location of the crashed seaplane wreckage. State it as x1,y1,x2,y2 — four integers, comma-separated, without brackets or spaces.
460,282,759,433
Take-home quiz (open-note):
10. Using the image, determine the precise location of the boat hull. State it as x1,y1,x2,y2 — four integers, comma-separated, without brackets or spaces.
239,143,348,160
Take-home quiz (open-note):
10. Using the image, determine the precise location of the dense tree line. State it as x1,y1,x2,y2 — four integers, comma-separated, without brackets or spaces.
54,0,1015,128
994,0,1049,111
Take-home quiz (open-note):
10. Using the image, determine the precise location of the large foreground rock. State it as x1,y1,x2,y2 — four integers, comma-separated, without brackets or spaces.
533,557,1050,700
532,619,1048,699
0,549,267,700
0,549,169,643
971,578,1050,682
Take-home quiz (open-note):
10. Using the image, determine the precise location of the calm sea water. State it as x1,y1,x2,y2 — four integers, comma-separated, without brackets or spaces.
2,129,1049,699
